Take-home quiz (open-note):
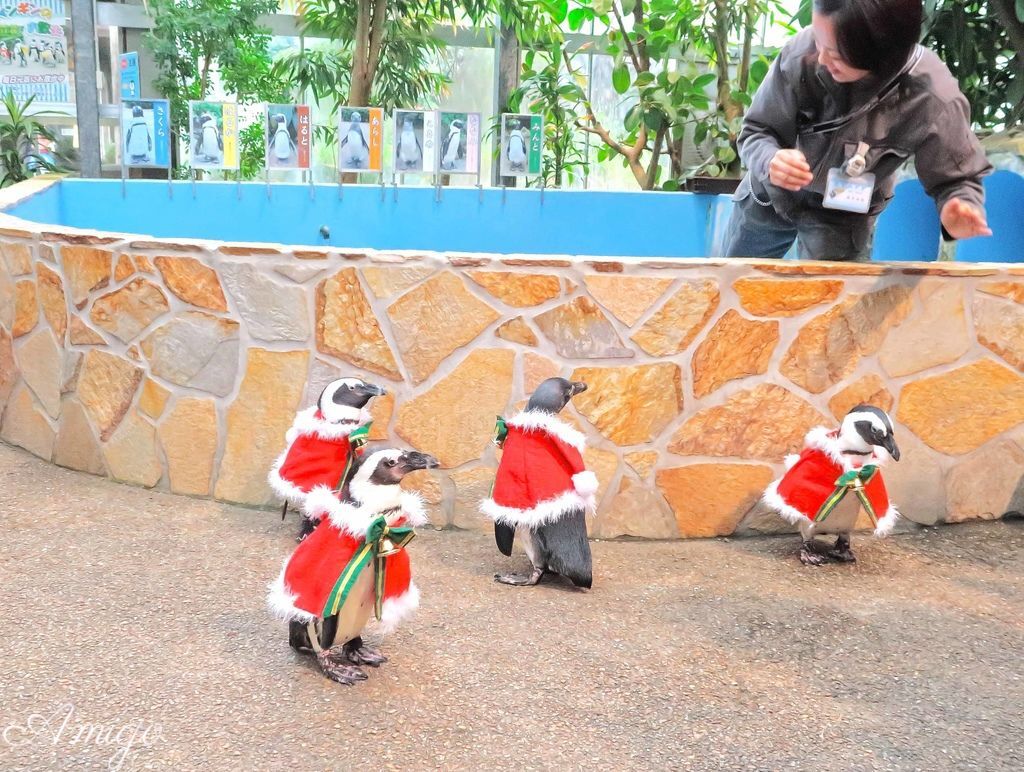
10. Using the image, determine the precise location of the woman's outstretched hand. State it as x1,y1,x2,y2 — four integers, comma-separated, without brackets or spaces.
940,198,992,240
769,149,814,191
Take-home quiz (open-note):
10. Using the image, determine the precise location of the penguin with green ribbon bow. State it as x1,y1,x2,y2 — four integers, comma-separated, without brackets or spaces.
268,447,438,685
763,405,901,565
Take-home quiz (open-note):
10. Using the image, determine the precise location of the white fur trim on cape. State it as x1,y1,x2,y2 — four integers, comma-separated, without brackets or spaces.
480,489,595,529
371,583,421,635
762,479,807,526
572,471,599,497
506,410,587,453
804,426,889,472
763,479,900,537
784,454,800,471
302,485,429,537
874,505,899,538
267,449,308,504
267,561,315,624
290,405,373,441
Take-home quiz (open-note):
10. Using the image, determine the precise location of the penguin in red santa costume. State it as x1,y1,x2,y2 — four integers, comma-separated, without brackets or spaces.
268,377,384,540
268,447,438,685
481,377,598,588
763,405,901,566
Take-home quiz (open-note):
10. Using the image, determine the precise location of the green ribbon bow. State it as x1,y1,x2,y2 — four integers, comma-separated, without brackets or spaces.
321,515,415,621
813,464,879,525
492,415,508,448
334,422,372,491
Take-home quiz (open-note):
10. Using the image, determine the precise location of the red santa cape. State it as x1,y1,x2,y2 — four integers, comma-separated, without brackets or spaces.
763,427,899,536
480,410,598,529
267,406,372,512
267,489,426,633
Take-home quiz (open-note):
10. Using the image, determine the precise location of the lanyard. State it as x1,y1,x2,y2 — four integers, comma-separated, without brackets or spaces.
797,45,923,137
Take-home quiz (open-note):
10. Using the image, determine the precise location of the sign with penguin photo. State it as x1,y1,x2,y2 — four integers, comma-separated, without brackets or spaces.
393,109,437,175
120,99,170,169
500,113,543,178
265,104,310,170
188,100,239,170
338,107,383,174
437,111,481,175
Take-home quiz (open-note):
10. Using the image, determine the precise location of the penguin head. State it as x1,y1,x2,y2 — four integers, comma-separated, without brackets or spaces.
275,113,286,125
317,378,385,423
526,377,587,415
132,106,143,118
839,404,900,462
451,120,463,130
347,448,440,508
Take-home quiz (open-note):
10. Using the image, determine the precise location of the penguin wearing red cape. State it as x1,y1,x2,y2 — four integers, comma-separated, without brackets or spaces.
268,447,439,685
481,377,597,588
763,405,901,565
268,378,384,540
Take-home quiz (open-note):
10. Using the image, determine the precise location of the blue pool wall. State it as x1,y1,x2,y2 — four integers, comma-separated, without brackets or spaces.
5,175,1020,261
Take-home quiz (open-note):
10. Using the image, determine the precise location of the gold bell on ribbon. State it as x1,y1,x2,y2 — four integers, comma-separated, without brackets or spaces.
377,527,401,557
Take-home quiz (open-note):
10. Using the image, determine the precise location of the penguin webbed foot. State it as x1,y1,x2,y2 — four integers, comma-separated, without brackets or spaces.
494,567,544,586
295,517,317,543
316,649,368,685
799,540,830,566
342,637,388,667
827,535,857,563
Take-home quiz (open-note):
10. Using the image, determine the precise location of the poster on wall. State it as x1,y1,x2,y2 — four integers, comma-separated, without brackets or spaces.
188,101,239,170
119,52,140,100
500,113,543,178
121,99,171,169
437,111,481,175
0,0,69,103
393,109,437,175
338,107,383,174
265,104,310,170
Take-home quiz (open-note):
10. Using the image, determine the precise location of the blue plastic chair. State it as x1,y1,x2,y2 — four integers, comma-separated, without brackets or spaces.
956,170,1024,263
872,178,942,261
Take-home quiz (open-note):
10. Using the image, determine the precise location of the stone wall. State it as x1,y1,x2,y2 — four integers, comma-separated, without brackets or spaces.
2,185,1024,537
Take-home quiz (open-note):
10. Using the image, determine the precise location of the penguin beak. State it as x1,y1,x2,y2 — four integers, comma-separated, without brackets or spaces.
355,382,386,398
881,434,900,462
402,451,439,471
570,381,588,396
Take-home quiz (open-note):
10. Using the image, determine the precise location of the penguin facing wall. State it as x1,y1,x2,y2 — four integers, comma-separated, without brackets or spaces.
763,405,901,565
481,377,597,588
269,447,438,685
125,106,151,164
506,122,528,172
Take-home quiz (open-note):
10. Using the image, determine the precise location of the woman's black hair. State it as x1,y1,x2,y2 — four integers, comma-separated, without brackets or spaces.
814,0,923,76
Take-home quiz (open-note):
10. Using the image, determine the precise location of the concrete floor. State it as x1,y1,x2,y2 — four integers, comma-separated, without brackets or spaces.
1,442,1022,771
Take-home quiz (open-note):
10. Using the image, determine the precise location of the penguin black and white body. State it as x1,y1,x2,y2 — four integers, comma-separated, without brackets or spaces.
339,114,371,168
506,122,527,171
481,378,596,588
269,448,438,685
40,45,54,67
440,120,463,170
270,113,294,162
397,116,422,169
268,378,384,542
763,405,901,566
198,114,221,161
125,105,151,164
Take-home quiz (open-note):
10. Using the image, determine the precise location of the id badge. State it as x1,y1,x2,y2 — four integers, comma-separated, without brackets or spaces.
823,167,875,214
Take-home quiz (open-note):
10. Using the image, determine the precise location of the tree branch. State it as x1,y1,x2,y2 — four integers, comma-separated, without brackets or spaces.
991,0,1024,55
365,0,388,91
612,3,642,73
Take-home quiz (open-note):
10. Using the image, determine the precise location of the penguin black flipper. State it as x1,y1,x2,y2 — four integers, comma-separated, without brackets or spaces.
533,508,592,588
495,521,515,556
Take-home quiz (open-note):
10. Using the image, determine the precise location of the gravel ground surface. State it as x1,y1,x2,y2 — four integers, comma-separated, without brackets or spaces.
1,442,1022,771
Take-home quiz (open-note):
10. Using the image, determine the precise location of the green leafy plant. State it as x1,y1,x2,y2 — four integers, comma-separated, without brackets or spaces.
508,45,590,187
143,0,289,173
922,0,1023,130
555,0,783,190
0,93,65,187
